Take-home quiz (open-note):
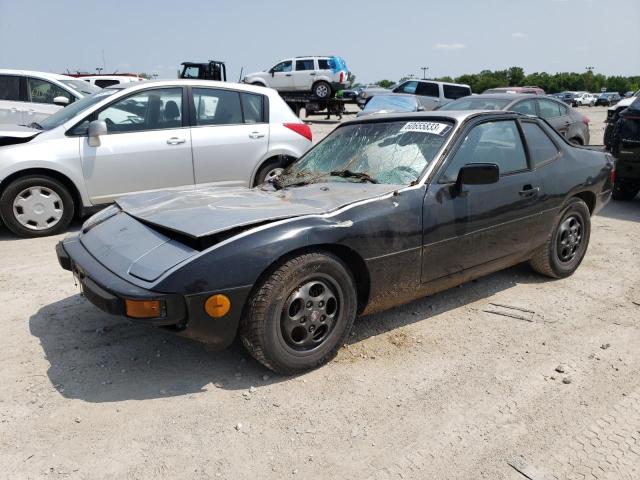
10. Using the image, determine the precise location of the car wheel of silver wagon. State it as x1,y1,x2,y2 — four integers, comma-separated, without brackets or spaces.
529,197,591,279
313,81,332,99
254,158,285,186
0,175,75,237
240,252,358,374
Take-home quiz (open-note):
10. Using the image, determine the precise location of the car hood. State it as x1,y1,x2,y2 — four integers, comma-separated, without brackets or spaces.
0,124,41,145
116,183,398,239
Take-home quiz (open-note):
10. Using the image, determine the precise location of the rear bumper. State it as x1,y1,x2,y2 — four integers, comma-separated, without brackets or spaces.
56,237,251,349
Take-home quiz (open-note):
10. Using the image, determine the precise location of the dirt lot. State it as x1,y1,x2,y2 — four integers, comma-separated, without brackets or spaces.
2,105,640,480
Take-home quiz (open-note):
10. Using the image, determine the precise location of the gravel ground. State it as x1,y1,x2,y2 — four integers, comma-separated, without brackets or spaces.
2,104,639,480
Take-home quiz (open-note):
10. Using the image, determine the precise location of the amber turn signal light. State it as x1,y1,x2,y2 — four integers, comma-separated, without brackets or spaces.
125,299,163,319
204,294,231,318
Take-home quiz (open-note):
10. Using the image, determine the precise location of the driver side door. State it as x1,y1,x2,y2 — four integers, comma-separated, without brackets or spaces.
79,87,195,204
421,119,544,283
268,60,294,90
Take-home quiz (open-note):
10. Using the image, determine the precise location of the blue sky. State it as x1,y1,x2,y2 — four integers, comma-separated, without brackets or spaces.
0,0,638,83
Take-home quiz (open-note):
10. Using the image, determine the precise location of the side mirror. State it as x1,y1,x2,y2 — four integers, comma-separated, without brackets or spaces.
87,120,107,147
53,96,70,106
417,105,426,112
452,163,499,196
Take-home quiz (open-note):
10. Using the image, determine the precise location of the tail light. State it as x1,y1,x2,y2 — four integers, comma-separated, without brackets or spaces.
610,164,616,185
339,72,344,83
284,123,312,142
582,116,590,125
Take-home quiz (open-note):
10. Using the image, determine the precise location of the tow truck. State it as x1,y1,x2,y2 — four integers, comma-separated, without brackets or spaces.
178,60,354,119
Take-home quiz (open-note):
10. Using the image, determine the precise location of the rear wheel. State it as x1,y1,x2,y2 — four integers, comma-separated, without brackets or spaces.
529,198,591,279
240,252,357,374
0,175,75,237
612,181,640,201
313,81,332,99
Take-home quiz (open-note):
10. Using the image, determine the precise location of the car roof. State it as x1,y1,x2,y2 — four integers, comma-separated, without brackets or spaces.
457,93,537,100
109,79,279,96
400,79,470,88
341,109,516,126
0,69,78,81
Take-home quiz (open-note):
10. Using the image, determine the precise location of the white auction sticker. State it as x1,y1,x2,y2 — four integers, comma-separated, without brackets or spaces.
400,122,450,135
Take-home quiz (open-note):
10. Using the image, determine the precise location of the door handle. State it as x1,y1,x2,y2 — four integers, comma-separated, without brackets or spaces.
9,108,18,113
519,185,540,197
285,74,292,77
248,132,265,139
166,137,186,145
309,73,316,75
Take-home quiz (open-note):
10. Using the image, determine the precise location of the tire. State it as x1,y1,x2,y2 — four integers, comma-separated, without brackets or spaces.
254,158,285,186
529,198,591,279
612,181,640,201
240,252,358,374
0,175,75,237
312,81,332,99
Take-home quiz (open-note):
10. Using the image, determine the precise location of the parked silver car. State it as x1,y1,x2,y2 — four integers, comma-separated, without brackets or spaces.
0,80,312,237
0,69,100,125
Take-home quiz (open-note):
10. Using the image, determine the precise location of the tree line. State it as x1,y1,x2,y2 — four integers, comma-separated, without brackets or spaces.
372,67,640,94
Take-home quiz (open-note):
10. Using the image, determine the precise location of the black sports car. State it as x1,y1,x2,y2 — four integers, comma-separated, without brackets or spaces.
57,111,614,374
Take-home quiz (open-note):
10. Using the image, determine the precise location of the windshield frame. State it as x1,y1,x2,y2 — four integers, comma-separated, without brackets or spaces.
278,116,459,188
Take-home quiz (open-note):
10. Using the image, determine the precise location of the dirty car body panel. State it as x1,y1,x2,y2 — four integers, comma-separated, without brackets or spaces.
57,111,613,350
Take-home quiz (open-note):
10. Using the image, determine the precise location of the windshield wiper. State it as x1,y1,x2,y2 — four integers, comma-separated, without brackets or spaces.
271,176,311,190
329,170,378,183
28,122,44,130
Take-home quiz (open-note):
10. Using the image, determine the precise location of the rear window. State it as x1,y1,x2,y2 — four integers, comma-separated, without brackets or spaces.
439,97,511,111
95,79,120,88
295,59,315,71
241,92,265,123
318,59,330,69
0,75,20,101
416,82,439,97
443,84,471,100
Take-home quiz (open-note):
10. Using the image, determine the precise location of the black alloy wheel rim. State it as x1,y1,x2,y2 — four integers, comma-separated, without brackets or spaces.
556,214,583,263
280,277,341,352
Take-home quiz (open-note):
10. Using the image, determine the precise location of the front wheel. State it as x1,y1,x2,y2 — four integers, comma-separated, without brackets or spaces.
0,175,75,237
312,81,332,99
529,198,591,279
240,252,357,374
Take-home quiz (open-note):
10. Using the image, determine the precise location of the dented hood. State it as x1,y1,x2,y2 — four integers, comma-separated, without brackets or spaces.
116,183,398,238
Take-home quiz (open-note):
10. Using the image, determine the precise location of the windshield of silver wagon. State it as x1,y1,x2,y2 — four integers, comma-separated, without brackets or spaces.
283,119,454,185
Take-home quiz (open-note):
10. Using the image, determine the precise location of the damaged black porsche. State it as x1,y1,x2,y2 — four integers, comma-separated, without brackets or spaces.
57,111,614,373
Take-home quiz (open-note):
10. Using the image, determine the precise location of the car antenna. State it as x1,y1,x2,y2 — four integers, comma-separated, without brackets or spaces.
238,67,243,83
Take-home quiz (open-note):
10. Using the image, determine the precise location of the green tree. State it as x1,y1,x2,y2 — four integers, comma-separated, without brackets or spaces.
377,79,395,88
507,67,525,86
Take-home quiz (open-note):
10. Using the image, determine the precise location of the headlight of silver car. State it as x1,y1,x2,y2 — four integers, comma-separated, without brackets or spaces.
82,204,120,233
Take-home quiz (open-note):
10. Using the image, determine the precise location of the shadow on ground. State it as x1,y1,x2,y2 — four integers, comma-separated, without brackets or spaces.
598,196,640,222
30,263,545,403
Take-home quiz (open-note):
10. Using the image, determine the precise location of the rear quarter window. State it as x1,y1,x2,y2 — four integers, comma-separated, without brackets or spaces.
522,122,559,167
443,85,471,100
0,75,20,101
416,82,439,97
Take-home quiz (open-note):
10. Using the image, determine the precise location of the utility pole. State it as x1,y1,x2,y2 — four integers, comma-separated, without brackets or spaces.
420,66,429,79
585,66,594,72
96,67,103,74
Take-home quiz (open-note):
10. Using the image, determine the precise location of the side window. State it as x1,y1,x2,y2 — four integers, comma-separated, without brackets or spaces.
416,82,439,97
97,88,183,133
272,61,292,73
317,59,330,70
192,88,242,126
511,100,536,115
522,122,559,167
241,93,265,123
295,59,315,71
95,79,120,88
0,75,20,101
443,84,471,100
27,78,73,104
395,81,418,94
440,120,527,183
537,99,562,119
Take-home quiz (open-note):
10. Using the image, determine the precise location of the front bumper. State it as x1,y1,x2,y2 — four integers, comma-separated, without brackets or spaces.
56,238,251,349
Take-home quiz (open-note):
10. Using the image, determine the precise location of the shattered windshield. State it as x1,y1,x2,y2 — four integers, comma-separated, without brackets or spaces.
277,119,454,187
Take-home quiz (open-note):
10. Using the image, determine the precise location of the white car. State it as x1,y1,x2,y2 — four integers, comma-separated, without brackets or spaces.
0,80,312,237
243,56,349,99
0,69,101,125
573,92,597,107
78,75,145,88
